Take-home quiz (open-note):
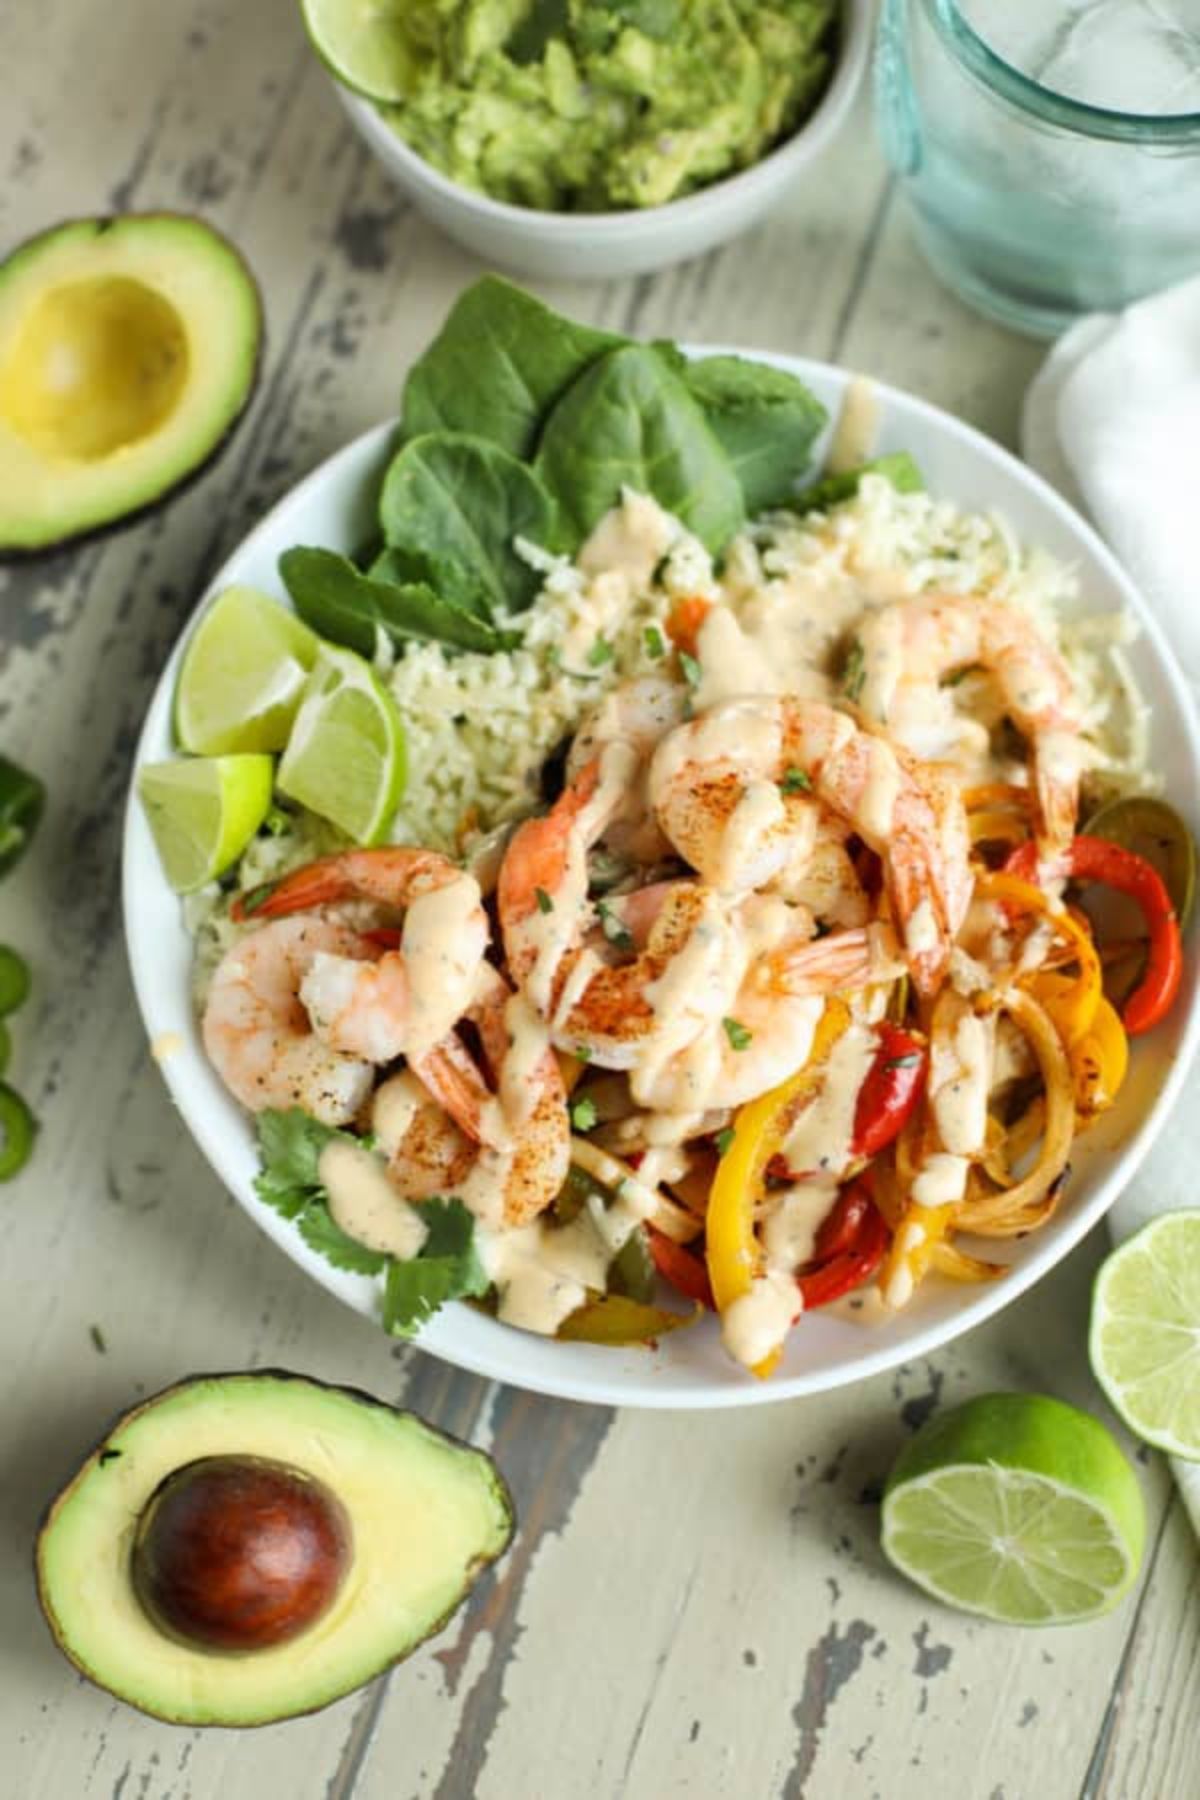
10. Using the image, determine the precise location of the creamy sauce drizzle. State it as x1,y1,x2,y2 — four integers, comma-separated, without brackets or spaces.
777,1021,879,1179
762,1179,840,1271
721,1270,801,1370
318,1140,429,1260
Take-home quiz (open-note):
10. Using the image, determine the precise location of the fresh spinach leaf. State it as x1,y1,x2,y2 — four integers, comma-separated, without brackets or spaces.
253,1109,388,1277
534,345,745,555
379,432,564,616
682,354,827,514
279,546,506,656
794,451,924,515
382,1198,490,1338
401,276,624,459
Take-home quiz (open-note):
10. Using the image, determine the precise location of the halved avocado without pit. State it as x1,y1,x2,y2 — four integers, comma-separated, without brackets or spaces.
0,214,262,555
35,1371,514,1726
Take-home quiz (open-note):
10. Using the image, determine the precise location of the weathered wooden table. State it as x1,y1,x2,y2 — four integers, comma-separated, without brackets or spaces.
3,6,1197,1796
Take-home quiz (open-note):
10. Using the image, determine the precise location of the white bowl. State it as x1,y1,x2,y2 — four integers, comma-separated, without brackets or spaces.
123,351,1200,1410
335,1,871,281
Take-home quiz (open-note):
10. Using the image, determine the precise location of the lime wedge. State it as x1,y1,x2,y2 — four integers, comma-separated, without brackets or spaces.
299,0,421,103
881,1393,1144,1625
175,585,319,755
277,644,405,844
138,755,274,892
1090,1210,1200,1458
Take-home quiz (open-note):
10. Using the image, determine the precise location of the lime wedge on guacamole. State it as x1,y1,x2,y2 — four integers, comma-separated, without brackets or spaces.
277,645,405,844
138,755,274,892
881,1393,1144,1625
300,0,419,103
175,586,318,755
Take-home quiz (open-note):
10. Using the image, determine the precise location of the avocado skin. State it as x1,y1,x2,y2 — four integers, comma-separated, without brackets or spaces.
34,1369,515,1728
0,213,264,562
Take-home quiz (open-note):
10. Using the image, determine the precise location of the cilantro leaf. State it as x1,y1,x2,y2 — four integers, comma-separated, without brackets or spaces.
780,766,812,795
255,1108,385,1273
678,650,702,689
715,1126,735,1158
253,1107,334,1218
570,1096,598,1132
382,1198,490,1338
297,1204,387,1276
596,898,634,952
722,1016,753,1052
643,625,665,660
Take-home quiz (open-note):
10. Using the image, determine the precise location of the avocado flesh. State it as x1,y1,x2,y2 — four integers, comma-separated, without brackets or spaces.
36,1371,513,1727
0,214,261,554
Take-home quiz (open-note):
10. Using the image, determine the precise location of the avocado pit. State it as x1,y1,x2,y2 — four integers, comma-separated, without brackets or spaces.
0,276,188,461
131,1454,351,1652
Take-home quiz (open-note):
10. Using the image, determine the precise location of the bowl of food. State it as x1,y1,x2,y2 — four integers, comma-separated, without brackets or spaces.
123,275,1200,1409
306,0,871,279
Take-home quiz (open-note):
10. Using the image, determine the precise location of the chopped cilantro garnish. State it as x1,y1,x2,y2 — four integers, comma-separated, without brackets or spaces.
570,1096,598,1132
780,766,812,795
254,1109,489,1334
254,1109,388,1275
843,640,866,702
596,899,634,952
644,625,666,660
679,650,702,689
381,1198,489,1339
588,636,614,668
715,1126,735,1158
239,881,276,917
575,1044,593,1062
722,1016,753,1052
535,886,555,914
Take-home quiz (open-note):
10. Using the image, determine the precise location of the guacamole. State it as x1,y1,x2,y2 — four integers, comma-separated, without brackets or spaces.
380,0,839,212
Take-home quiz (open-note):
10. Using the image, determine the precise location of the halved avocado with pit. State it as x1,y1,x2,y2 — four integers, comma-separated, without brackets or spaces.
35,1371,513,1726
0,214,262,555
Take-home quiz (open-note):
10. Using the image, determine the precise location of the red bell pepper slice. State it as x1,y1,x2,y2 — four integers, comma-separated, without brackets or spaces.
797,1188,889,1310
647,1226,715,1310
1006,836,1183,1035
850,1024,927,1158
811,1182,874,1261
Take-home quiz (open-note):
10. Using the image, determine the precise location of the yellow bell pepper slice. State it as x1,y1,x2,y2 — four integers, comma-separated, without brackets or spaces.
706,999,850,1379
1070,992,1129,1117
976,870,1102,1046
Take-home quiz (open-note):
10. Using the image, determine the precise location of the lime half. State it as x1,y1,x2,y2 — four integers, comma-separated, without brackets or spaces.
277,644,405,844
138,755,274,892
175,585,319,756
1090,1211,1200,1459
881,1393,1144,1625
299,0,421,103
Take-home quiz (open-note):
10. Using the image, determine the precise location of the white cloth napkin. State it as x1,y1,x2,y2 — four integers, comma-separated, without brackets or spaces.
1023,276,1200,1536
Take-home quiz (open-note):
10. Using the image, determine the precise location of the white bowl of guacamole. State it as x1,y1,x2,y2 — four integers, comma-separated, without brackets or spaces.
331,0,871,280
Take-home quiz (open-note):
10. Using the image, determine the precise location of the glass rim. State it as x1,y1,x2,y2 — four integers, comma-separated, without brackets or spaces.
932,0,1200,142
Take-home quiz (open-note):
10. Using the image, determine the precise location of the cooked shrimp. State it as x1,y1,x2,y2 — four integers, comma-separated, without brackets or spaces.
370,1069,475,1201
499,749,743,1069
853,593,1083,844
765,814,871,928
202,914,378,1126
630,916,906,1112
649,697,971,994
565,675,688,865
237,847,489,1065
414,966,571,1228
